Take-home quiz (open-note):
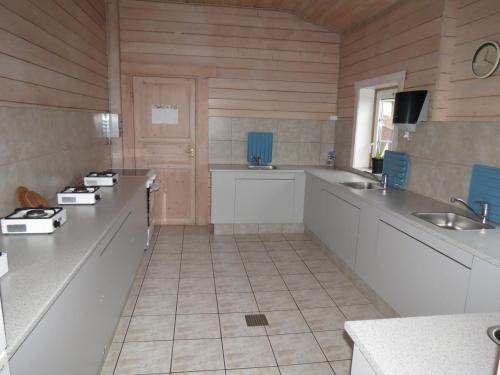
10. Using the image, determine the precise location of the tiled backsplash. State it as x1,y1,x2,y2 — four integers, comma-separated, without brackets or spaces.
0,106,111,216
209,117,335,166
334,118,500,203
397,121,500,203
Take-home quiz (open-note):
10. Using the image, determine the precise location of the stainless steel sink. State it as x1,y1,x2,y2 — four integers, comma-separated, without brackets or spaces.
341,181,383,190
488,326,500,346
247,165,278,170
412,212,495,230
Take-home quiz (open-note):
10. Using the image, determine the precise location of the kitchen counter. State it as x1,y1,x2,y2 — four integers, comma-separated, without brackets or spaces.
305,168,500,267
346,312,500,375
0,176,148,357
210,164,500,266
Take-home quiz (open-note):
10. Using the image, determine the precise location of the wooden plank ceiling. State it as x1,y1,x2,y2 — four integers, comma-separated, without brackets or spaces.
151,0,402,31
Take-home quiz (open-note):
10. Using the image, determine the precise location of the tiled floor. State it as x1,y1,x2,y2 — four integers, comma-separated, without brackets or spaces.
101,225,386,375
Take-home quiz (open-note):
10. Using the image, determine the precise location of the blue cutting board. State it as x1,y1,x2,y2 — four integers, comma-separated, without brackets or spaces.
468,164,500,224
247,132,273,165
383,151,409,189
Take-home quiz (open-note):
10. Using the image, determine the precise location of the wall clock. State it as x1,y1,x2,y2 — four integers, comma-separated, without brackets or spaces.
472,41,500,79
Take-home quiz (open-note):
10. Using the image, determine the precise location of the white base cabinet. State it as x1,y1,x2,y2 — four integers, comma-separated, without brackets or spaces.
303,173,497,318
9,188,147,375
373,221,469,316
304,175,360,269
320,188,360,269
303,174,322,235
211,170,305,224
466,257,500,313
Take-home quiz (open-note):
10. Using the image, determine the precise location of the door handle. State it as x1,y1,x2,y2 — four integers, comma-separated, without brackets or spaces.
185,146,195,159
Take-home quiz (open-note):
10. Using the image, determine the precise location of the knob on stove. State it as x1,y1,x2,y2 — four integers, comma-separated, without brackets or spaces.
95,194,101,200
53,220,61,228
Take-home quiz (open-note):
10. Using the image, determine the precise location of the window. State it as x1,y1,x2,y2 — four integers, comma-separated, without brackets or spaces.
372,88,397,158
351,71,405,171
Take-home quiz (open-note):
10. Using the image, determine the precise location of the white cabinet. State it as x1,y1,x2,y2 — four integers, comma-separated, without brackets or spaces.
304,174,322,235
351,346,377,375
320,188,360,269
235,179,295,223
354,205,381,286
466,257,500,313
211,170,305,224
9,189,147,375
373,220,470,316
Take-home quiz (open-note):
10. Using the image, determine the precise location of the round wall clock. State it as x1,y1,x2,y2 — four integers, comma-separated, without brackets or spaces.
472,41,500,79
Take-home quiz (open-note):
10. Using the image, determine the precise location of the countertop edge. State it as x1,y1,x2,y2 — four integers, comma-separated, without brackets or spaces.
345,321,385,375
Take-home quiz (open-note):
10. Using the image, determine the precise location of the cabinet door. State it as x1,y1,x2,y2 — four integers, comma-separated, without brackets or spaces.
211,172,236,223
351,346,377,375
234,179,295,223
10,251,105,375
374,221,469,316
354,206,381,286
320,189,360,269
304,175,322,235
466,257,500,313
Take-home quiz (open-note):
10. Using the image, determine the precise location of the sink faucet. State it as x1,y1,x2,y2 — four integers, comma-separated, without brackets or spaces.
367,172,388,189
450,196,490,224
252,155,262,166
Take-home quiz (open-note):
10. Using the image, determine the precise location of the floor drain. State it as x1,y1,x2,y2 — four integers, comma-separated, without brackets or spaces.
245,314,269,327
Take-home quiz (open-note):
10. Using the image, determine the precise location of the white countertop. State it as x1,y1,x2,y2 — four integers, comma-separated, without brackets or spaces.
210,164,500,266
0,176,147,357
346,312,500,375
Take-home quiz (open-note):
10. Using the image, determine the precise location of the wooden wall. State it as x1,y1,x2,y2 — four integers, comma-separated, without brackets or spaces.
0,0,108,111
337,0,447,121
447,0,500,121
119,0,339,120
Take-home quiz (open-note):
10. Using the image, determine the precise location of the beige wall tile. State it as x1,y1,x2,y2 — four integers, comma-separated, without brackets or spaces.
234,224,259,234
282,223,304,233
214,224,234,235
299,143,320,165
231,141,247,164
209,141,232,164
208,117,335,166
0,107,110,216
209,117,232,141
299,122,321,143
275,142,300,164
277,121,301,142
258,224,283,234
321,121,336,144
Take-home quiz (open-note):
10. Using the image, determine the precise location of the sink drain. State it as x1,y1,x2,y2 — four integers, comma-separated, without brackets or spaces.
488,326,500,346
245,314,269,327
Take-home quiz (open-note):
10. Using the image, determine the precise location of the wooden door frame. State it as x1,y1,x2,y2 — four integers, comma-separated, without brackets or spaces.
121,63,216,225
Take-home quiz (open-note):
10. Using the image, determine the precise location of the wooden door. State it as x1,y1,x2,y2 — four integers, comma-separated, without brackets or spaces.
133,76,196,225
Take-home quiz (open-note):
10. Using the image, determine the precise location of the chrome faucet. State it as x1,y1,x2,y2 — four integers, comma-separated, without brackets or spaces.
252,155,262,166
367,172,389,189
450,196,490,224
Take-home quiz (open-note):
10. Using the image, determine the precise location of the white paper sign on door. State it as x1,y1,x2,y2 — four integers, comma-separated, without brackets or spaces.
151,104,178,125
